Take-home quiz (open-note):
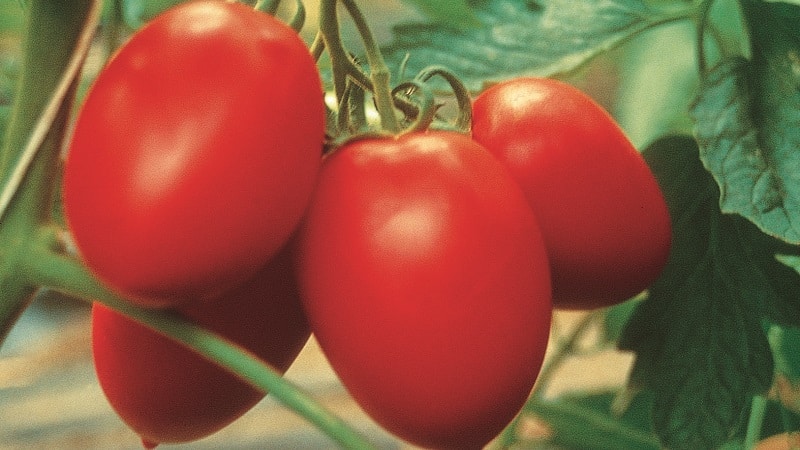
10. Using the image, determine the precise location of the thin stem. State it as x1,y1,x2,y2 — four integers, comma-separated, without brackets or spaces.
309,31,325,61
254,0,281,15
392,80,437,133
414,65,473,133
696,0,716,77
288,0,306,33
337,0,398,133
0,0,100,223
744,395,768,449
20,234,376,450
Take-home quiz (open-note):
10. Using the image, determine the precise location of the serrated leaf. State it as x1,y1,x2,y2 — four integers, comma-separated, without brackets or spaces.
617,135,800,450
398,0,480,29
691,0,800,245
380,0,693,90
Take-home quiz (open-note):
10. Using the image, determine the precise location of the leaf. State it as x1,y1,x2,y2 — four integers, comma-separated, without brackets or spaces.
380,0,693,90
691,0,800,245
398,0,480,29
525,392,660,450
618,135,800,449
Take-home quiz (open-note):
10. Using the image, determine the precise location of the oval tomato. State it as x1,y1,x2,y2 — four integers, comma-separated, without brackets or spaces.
472,77,672,310
297,131,552,449
63,0,324,308
91,244,310,446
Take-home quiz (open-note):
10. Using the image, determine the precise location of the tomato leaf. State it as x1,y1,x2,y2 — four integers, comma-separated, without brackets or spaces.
690,0,800,245
397,0,480,29
380,0,692,90
618,135,800,450
527,392,659,450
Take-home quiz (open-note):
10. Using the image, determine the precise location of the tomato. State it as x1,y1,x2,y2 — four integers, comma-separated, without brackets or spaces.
63,0,324,308
755,432,800,450
91,243,310,446
472,77,671,310
296,131,552,449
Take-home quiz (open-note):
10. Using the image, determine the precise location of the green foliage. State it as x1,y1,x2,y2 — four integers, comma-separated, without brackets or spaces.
380,0,694,90
619,135,800,449
691,0,800,245
528,392,659,450
397,0,480,29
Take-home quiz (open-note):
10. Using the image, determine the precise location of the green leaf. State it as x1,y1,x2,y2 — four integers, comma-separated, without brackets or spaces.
618,135,800,450
398,0,480,29
380,0,693,90
602,294,645,345
691,0,800,245
526,392,660,450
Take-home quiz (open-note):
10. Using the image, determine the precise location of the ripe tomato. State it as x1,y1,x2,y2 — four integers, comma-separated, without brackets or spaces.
63,0,324,308
91,244,310,446
297,131,552,449
472,77,671,310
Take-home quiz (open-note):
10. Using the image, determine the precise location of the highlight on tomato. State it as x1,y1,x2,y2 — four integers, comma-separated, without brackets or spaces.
472,77,672,310
296,131,553,449
63,0,325,308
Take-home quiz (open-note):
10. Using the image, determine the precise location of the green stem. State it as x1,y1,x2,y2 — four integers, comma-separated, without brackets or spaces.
0,0,100,348
414,65,473,133
318,0,398,133
695,0,716,77
21,234,375,450
254,0,281,15
744,395,768,449
337,0,397,133
523,397,661,449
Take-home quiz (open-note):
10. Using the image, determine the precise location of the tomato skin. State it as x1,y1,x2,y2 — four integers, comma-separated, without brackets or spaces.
472,77,671,310
63,0,324,308
297,131,552,449
91,244,310,445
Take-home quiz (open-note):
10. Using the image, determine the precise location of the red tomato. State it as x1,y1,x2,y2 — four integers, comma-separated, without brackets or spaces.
472,77,671,310
63,0,324,308
91,244,310,446
297,131,552,449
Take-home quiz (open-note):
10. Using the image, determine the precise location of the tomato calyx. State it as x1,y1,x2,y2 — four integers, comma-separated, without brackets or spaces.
317,0,473,148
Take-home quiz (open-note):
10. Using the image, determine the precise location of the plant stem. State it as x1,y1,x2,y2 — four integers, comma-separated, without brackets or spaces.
21,233,376,450
337,0,397,133
0,0,100,348
254,0,281,15
318,0,398,133
744,395,767,449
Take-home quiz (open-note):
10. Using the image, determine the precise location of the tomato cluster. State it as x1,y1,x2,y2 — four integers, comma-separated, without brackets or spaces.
62,2,670,448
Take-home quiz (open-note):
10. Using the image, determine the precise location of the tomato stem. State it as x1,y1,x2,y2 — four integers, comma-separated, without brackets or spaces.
414,65,473,133
254,0,281,15
319,0,399,134
0,0,100,349
21,234,376,450
743,395,768,449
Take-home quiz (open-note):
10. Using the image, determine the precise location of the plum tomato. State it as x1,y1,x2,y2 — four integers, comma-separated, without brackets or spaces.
472,77,672,310
91,243,310,446
63,0,324,308
296,131,552,449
